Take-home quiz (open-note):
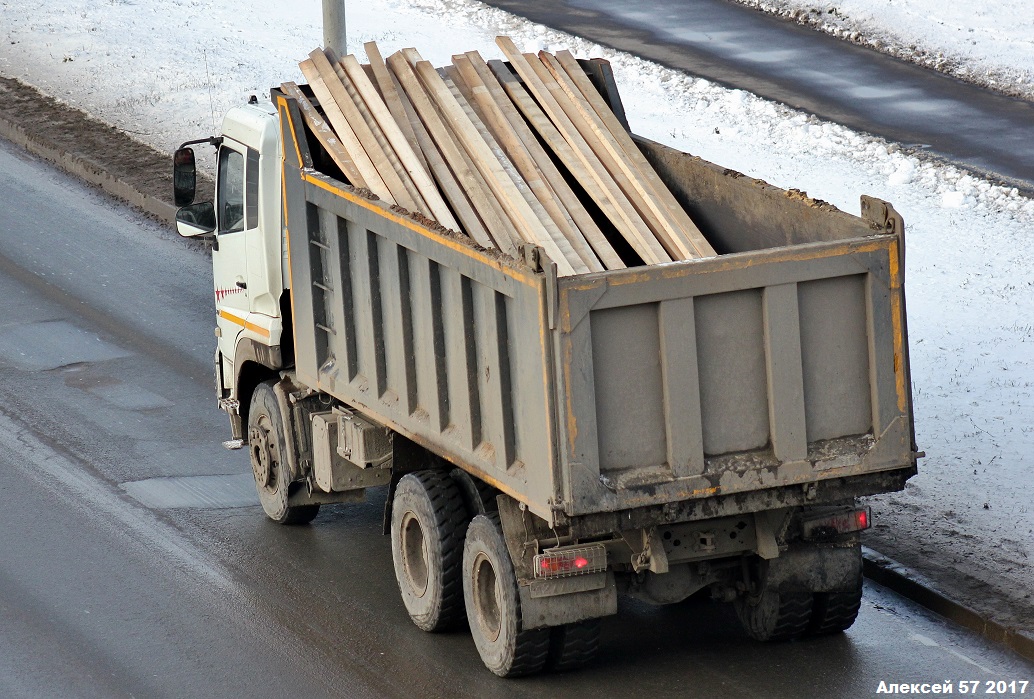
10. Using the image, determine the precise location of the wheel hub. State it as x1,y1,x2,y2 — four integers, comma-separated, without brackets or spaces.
250,425,274,488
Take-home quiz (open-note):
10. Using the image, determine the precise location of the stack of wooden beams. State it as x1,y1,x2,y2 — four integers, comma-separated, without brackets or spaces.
281,37,716,276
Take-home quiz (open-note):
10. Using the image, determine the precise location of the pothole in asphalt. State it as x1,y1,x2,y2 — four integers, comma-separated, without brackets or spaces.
60,365,174,410
120,474,257,509
0,319,131,370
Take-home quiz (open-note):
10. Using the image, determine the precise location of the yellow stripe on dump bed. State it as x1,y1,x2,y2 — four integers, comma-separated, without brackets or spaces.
300,172,536,286
889,241,908,415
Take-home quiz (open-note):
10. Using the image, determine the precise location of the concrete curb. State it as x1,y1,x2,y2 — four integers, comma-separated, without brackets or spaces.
2,88,1031,667
863,547,1034,663
0,110,177,225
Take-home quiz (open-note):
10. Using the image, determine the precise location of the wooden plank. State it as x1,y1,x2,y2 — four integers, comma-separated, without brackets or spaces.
581,57,630,132
443,66,590,275
439,66,543,256
396,49,523,253
389,69,490,241
463,52,625,271
491,41,670,265
339,52,461,231
322,48,426,215
407,54,578,276
298,58,391,202
519,47,678,265
361,64,377,92
540,51,702,261
387,51,513,251
449,57,603,273
554,49,717,258
306,49,419,211
280,81,368,189
489,56,667,266
364,41,428,172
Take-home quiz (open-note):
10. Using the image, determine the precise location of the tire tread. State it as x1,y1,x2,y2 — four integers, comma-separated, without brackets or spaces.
737,587,814,642
392,470,469,632
466,512,550,677
808,580,863,636
547,619,601,672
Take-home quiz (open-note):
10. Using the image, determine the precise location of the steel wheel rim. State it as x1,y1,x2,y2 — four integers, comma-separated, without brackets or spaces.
472,552,501,642
401,511,429,597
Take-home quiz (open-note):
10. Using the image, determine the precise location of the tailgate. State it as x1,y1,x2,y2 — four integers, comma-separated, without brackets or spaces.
553,233,914,517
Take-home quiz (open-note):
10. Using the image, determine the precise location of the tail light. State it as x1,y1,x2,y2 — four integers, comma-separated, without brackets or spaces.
801,507,871,540
533,544,607,579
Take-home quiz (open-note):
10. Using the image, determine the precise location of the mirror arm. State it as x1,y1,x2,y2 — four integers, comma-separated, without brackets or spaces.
177,136,223,151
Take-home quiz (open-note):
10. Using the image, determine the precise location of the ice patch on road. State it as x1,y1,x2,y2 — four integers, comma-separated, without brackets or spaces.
121,474,258,510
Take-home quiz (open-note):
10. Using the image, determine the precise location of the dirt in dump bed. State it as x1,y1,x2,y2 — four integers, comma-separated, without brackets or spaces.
0,75,213,208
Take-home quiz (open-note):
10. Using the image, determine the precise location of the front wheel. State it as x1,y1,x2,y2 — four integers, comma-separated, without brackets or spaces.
463,513,550,677
248,380,319,525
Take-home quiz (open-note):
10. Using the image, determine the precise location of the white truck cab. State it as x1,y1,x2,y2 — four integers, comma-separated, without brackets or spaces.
174,100,288,444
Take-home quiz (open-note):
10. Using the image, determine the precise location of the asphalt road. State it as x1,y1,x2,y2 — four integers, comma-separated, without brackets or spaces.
1,138,1031,697
480,0,1034,191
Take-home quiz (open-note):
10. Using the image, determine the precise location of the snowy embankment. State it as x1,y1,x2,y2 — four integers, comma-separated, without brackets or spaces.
728,0,1034,101
0,0,1031,611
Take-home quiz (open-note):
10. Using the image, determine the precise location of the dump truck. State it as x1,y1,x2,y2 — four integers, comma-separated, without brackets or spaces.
173,59,920,677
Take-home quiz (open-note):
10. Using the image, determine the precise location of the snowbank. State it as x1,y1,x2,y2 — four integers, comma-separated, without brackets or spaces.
728,0,1034,100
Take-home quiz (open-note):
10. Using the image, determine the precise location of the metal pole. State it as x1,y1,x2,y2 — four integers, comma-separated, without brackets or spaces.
322,0,347,55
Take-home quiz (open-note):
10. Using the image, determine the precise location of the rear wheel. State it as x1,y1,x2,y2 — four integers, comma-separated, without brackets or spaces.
735,582,814,642
547,619,601,672
808,546,864,636
463,513,550,677
735,543,864,641
390,471,468,632
808,582,864,635
248,380,319,525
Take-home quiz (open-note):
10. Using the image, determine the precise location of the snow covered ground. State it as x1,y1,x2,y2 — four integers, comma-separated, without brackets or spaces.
728,0,1034,100
0,1,1031,613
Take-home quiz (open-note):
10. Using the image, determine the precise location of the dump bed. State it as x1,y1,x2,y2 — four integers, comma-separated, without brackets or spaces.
275,89,917,528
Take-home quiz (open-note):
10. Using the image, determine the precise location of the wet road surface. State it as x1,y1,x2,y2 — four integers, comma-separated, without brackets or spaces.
481,0,1034,190
1,138,1031,697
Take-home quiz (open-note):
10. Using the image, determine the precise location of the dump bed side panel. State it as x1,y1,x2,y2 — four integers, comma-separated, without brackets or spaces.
277,96,559,519
635,136,877,254
555,236,913,517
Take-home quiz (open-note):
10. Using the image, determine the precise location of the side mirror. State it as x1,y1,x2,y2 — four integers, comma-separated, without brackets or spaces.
176,201,216,238
173,147,197,207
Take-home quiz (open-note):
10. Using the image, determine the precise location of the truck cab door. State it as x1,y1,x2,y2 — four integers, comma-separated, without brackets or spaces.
212,141,258,375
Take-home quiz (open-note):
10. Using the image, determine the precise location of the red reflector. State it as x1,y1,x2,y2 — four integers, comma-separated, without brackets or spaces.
533,545,607,579
801,507,872,539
